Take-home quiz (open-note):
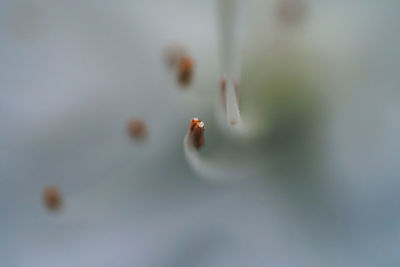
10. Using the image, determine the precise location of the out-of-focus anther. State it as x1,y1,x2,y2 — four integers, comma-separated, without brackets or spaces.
276,0,307,27
220,76,227,91
220,75,227,111
177,56,195,87
43,186,62,212
232,77,239,105
188,117,205,150
163,43,187,69
163,43,195,88
127,118,148,141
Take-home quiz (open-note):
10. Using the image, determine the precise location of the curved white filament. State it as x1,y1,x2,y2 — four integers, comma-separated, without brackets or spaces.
183,129,261,182
184,130,246,182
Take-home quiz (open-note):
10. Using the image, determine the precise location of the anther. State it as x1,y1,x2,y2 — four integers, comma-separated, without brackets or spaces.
127,118,148,141
43,186,62,212
177,56,195,87
189,118,205,150
276,0,307,27
220,76,227,111
232,77,239,105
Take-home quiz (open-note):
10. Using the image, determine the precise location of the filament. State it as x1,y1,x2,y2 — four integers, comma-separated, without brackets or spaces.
217,0,246,126
183,118,259,181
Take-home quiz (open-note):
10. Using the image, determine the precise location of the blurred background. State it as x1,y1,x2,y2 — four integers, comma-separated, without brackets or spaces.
1,0,400,266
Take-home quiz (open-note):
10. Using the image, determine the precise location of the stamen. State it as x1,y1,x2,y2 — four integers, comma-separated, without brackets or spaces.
43,186,62,212
127,118,148,141
189,118,205,150
232,77,239,105
184,117,222,180
183,118,260,181
177,56,195,87
220,75,227,111
217,0,245,126
163,43,195,88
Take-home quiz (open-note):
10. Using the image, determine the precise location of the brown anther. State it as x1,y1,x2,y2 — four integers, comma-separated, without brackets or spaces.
220,76,227,111
177,56,194,87
189,118,205,150
276,0,307,26
43,186,62,212
232,77,240,105
220,76,227,91
127,118,148,140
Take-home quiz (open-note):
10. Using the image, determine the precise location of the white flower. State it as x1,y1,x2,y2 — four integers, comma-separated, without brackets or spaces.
1,0,400,266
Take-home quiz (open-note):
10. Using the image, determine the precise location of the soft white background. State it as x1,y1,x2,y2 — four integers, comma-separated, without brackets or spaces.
1,0,400,266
